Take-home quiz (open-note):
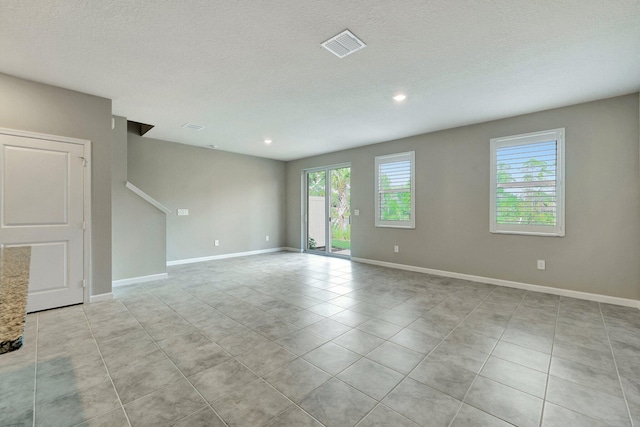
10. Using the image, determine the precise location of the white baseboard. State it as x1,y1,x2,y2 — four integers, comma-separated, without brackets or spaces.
89,292,114,303
282,247,303,253
167,248,288,266
112,273,169,287
351,257,640,309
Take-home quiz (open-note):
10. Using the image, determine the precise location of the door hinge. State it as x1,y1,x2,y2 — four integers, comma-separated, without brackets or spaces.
82,222,86,230
81,279,86,288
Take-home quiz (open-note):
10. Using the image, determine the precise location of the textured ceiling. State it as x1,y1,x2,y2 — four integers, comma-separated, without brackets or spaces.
1,1,639,161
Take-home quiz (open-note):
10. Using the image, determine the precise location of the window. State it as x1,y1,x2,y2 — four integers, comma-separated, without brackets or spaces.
375,151,415,228
490,128,565,236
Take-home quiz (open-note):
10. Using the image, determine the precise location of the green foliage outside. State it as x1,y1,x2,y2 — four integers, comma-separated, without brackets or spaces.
330,168,351,250
308,172,326,197
331,239,351,250
379,174,411,221
497,158,556,225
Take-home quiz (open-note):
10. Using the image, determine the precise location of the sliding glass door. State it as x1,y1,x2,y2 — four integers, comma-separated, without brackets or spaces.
305,165,351,257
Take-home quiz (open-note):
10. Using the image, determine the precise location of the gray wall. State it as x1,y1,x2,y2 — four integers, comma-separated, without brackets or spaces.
128,135,286,262
111,117,166,280
286,94,640,300
0,73,113,296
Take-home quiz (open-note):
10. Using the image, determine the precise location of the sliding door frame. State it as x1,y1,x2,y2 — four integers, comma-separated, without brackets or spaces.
302,163,351,259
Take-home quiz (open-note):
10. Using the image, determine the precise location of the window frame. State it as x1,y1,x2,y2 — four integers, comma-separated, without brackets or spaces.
490,128,565,237
374,151,415,229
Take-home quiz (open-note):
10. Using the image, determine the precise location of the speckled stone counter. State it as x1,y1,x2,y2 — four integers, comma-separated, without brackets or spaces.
0,246,31,354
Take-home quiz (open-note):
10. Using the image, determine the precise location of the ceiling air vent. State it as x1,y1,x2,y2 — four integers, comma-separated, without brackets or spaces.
321,30,366,58
182,123,205,131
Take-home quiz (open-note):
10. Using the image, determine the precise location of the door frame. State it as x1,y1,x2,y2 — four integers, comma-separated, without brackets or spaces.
0,127,92,305
301,162,351,259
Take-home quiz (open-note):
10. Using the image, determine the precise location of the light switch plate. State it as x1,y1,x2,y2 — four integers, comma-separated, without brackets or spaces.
354,209,360,216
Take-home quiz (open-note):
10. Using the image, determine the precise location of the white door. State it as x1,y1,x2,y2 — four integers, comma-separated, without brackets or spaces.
0,131,86,312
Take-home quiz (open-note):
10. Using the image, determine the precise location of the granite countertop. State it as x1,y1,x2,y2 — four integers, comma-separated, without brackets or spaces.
0,246,31,354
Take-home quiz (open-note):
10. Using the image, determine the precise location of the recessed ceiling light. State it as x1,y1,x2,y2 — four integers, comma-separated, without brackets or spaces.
393,94,407,102
264,139,272,144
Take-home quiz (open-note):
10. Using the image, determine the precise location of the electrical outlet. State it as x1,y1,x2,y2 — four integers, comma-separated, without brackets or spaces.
265,235,269,241
214,240,219,246
394,245,399,253
537,260,546,270
177,209,189,216
354,209,360,216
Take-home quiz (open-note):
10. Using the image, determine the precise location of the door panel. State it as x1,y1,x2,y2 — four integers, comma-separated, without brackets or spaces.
306,170,326,252
0,133,85,312
27,242,68,292
3,146,69,225
329,167,351,255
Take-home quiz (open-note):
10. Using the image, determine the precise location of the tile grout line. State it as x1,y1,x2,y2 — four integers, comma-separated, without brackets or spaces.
116,257,638,427
230,357,328,427
347,310,441,425
164,271,365,366
599,303,635,427
446,288,529,427
143,260,458,422
129,279,342,426
140,280,330,427
519,301,630,425
487,347,548,374
151,285,330,426
32,314,39,427
132,269,377,426
537,295,561,427
344,282,456,422
353,284,505,427
80,307,133,427
117,291,231,427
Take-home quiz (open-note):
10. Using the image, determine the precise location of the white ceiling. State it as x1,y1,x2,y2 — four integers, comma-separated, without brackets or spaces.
1,1,639,161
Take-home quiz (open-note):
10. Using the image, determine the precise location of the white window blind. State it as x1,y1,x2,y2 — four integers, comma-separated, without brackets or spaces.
375,151,415,228
490,129,565,236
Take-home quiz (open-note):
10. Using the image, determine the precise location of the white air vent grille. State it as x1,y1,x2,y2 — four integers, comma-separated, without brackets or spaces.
321,30,366,58
182,123,205,131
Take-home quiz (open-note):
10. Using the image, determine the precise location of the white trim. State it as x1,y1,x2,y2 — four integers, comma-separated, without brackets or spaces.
112,273,169,287
83,140,92,305
89,292,113,303
125,182,172,214
351,257,640,309
167,248,287,266
300,170,306,251
304,163,352,173
0,127,92,306
0,127,90,145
